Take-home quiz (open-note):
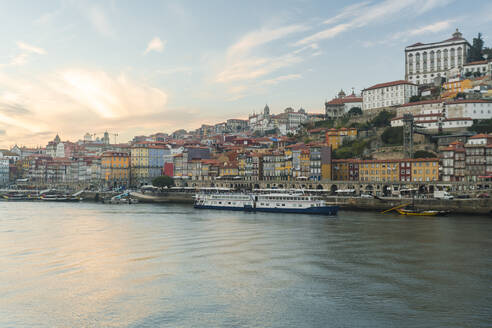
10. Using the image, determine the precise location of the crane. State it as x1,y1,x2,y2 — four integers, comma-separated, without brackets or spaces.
110,133,118,144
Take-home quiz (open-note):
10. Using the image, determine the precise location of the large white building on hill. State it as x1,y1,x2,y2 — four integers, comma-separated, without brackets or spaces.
362,80,418,111
405,29,471,85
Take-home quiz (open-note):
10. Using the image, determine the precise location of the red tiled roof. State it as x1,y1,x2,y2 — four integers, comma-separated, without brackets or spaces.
463,60,489,66
399,99,442,107
391,113,443,121
469,134,492,139
449,99,492,104
364,80,416,91
325,97,362,105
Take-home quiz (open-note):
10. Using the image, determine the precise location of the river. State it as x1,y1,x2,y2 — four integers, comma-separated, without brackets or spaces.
0,202,491,327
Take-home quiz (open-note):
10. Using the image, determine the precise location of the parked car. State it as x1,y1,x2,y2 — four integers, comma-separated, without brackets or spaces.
456,194,471,199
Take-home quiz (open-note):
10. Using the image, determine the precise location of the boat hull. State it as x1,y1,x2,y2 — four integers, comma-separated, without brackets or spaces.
395,208,449,216
194,204,339,215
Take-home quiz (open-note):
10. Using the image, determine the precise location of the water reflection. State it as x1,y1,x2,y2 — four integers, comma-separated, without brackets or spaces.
0,202,491,327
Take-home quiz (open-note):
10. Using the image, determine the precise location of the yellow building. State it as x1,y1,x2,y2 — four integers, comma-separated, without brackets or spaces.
410,158,439,182
219,162,238,177
101,151,130,187
442,79,472,99
358,160,400,182
131,143,150,185
332,160,350,180
325,128,357,150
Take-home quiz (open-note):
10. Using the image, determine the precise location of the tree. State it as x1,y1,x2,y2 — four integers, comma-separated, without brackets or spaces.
381,127,403,145
152,175,174,188
348,107,362,116
483,47,492,59
370,110,396,127
468,33,484,62
409,95,421,103
414,150,436,158
468,119,492,134
473,71,482,77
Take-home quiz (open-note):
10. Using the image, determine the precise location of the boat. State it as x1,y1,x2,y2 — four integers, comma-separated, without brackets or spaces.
194,192,339,215
2,193,32,201
39,194,82,202
395,207,450,216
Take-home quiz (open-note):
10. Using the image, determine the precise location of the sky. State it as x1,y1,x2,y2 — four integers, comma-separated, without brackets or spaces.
1,0,492,148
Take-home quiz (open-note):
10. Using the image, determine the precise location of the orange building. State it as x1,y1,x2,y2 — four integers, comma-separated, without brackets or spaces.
325,128,357,150
101,151,130,187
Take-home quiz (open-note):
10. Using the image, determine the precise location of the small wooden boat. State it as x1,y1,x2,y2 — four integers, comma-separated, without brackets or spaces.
395,207,450,216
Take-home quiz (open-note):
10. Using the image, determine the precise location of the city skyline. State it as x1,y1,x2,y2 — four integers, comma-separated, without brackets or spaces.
1,0,492,147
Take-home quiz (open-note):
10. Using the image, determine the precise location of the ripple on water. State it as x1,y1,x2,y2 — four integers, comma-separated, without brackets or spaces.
0,203,491,328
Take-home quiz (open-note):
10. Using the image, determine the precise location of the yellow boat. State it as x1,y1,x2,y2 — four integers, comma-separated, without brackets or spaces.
395,208,449,216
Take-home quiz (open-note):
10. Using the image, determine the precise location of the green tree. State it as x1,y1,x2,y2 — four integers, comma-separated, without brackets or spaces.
152,175,174,188
348,107,362,116
409,95,421,103
483,47,492,59
370,110,396,127
414,150,436,158
468,33,484,62
468,119,492,134
381,127,403,145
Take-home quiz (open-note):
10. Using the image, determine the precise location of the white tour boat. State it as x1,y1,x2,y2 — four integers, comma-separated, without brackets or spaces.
194,192,338,215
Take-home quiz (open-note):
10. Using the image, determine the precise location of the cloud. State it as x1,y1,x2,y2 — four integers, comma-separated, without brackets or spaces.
227,24,308,58
144,37,166,55
0,69,169,146
363,19,456,47
322,1,371,25
10,54,29,66
216,53,303,83
17,41,46,55
155,67,192,77
88,5,114,37
261,74,302,85
7,41,47,66
406,20,454,36
296,0,455,46
216,24,310,84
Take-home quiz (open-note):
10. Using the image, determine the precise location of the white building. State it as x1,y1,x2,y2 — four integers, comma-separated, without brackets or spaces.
391,115,473,131
325,89,362,119
362,80,418,111
392,99,492,131
462,59,492,78
0,158,9,186
405,29,471,85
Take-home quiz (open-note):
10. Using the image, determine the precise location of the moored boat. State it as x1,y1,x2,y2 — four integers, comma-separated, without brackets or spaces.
395,207,450,216
194,192,339,215
40,194,82,202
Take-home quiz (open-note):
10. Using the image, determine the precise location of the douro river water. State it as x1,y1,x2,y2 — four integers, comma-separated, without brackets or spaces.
0,202,491,327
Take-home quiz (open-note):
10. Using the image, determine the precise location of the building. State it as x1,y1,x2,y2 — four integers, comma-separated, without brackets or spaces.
337,158,438,182
325,89,362,119
442,79,473,98
441,141,466,181
131,143,149,186
362,80,418,111
462,59,492,78
325,128,357,150
464,134,492,181
101,151,130,188
392,99,492,131
405,29,471,84
0,158,9,186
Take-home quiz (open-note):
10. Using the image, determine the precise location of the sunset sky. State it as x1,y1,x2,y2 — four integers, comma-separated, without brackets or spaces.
1,0,492,147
